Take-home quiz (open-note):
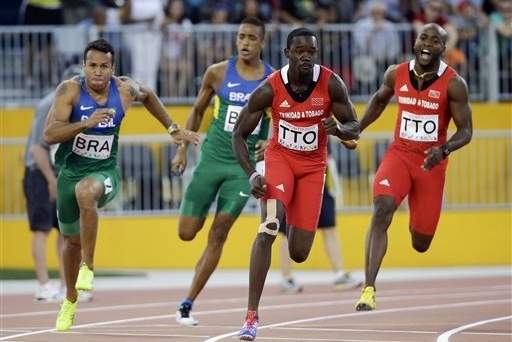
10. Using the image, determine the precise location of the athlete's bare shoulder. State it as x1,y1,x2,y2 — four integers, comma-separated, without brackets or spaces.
116,75,134,91
207,60,229,81
115,75,147,101
54,77,80,102
447,74,469,100
383,64,399,86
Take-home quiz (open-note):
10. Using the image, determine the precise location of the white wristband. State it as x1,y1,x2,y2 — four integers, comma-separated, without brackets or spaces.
248,171,260,185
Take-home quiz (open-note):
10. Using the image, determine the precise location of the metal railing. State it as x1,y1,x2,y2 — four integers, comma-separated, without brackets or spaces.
1,23,511,106
2,131,510,218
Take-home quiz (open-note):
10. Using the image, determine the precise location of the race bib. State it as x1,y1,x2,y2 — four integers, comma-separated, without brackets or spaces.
224,104,261,135
72,133,114,159
399,111,439,142
278,120,318,151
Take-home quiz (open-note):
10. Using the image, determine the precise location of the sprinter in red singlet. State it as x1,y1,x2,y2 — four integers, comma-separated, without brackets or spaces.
232,28,359,340
354,23,473,311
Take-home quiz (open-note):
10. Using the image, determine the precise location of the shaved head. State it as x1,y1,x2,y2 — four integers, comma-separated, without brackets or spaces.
421,23,448,44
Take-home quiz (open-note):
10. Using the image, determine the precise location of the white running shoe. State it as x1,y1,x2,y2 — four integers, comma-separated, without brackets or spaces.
78,290,94,302
279,277,303,294
333,272,363,291
176,301,199,326
57,287,94,302
34,282,60,302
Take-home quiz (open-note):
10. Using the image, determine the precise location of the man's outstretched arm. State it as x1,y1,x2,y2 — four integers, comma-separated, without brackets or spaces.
359,65,396,132
119,76,200,145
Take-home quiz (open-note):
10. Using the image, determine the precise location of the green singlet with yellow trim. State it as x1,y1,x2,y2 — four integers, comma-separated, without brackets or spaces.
181,57,273,218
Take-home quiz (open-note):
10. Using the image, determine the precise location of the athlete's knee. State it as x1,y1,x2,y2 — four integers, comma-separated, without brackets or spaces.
411,229,433,253
75,179,100,208
177,218,204,241
289,247,309,263
258,219,280,237
412,240,431,253
178,227,196,241
373,198,396,226
64,235,81,251
258,199,281,237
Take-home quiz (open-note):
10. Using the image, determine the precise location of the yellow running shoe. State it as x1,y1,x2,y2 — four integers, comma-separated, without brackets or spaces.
75,263,94,291
355,286,376,311
55,298,77,331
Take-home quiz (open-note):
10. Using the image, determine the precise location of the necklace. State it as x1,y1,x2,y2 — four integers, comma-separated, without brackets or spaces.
412,67,437,80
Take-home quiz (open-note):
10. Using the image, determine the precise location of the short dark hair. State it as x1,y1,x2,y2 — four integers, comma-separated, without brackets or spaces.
240,16,265,38
286,27,317,48
83,39,115,63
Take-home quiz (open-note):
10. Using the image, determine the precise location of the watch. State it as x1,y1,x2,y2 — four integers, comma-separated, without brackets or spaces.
441,144,450,159
167,123,179,135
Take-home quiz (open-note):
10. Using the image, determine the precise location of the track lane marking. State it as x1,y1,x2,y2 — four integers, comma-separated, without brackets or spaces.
204,299,507,342
436,315,512,342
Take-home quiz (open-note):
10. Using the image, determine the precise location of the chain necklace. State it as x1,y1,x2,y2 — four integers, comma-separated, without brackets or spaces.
412,67,437,80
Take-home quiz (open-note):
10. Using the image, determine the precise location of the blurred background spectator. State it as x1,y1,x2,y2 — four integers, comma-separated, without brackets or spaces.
413,0,464,68
61,0,99,24
352,1,401,91
231,0,274,23
490,0,512,91
161,0,193,97
120,0,164,89
353,1,401,63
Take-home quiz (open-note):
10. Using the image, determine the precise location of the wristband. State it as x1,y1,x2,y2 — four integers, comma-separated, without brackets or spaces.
248,171,260,185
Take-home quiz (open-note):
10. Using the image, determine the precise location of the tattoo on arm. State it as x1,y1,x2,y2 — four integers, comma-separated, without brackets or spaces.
129,84,138,100
56,82,68,97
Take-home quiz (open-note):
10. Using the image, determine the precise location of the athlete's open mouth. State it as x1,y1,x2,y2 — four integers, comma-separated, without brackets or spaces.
420,49,432,58
300,62,313,69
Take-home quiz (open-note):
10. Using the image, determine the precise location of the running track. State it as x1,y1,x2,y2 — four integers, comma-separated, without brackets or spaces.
1,275,510,341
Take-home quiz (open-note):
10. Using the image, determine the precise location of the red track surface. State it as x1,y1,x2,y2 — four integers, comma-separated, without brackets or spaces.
1,276,511,341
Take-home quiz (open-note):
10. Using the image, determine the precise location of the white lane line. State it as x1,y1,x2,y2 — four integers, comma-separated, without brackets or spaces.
204,299,507,342
436,315,512,342
271,327,512,337
1,293,509,341
2,284,509,318
275,327,437,334
243,338,409,342
464,332,512,336
52,331,211,338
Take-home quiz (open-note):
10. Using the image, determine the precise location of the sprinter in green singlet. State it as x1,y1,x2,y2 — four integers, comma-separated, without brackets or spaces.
44,39,199,331
171,17,273,326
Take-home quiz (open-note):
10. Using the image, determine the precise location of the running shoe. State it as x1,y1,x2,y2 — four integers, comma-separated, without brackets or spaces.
333,272,363,291
239,311,258,341
355,286,376,311
75,263,94,291
55,298,77,331
176,299,198,326
57,287,94,302
34,282,60,303
279,277,303,293
78,290,94,302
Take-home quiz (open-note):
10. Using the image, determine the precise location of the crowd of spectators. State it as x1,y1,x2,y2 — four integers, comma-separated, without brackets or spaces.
7,0,512,99
16,0,510,31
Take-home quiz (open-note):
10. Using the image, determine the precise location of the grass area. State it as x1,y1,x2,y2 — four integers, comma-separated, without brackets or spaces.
0,268,146,280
